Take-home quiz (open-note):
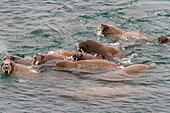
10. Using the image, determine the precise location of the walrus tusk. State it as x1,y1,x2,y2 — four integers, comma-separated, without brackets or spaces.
35,60,39,65
72,57,75,61
2,69,10,74
158,40,162,44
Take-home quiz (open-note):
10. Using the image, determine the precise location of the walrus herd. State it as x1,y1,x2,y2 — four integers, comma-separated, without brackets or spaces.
1,24,167,100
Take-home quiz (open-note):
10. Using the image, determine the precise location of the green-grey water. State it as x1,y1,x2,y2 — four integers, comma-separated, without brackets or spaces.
0,0,170,112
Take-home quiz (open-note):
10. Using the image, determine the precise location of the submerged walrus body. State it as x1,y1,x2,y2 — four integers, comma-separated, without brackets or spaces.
55,60,119,72
97,64,154,81
60,86,143,101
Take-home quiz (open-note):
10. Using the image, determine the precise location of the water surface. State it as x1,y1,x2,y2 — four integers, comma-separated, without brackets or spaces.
0,0,170,112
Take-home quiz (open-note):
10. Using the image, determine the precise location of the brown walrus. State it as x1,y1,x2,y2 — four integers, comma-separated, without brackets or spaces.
3,55,32,66
158,36,170,44
55,60,118,72
33,50,79,65
72,52,103,61
97,24,152,41
1,59,37,74
79,40,121,60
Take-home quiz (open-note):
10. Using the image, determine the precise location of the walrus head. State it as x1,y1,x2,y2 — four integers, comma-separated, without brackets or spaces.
33,53,46,65
79,41,92,53
97,24,110,35
1,59,14,74
72,52,84,61
3,55,16,60
158,36,168,44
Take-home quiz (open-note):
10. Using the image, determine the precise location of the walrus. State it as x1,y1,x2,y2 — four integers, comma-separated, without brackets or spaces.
72,52,103,61
79,40,121,60
158,36,170,44
120,64,153,74
1,59,37,74
97,24,153,41
3,55,32,66
97,24,126,37
97,64,154,81
33,50,78,65
60,86,143,101
55,60,119,72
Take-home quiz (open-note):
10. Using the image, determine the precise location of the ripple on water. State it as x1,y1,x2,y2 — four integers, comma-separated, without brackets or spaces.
0,0,170,112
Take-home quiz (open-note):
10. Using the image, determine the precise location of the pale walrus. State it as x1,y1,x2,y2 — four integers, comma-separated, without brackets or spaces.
158,36,170,44
33,50,79,65
60,86,143,101
97,64,154,81
55,60,119,72
1,59,37,74
79,40,121,60
97,24,153,41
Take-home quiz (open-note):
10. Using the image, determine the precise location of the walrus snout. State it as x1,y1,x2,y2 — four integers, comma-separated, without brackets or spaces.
72,52,83,61
78,42,86,52
158,36,168,44
33,53,45,65
72,54,78,61
1,60,13,74
4,66,9,74
97,24,109,35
